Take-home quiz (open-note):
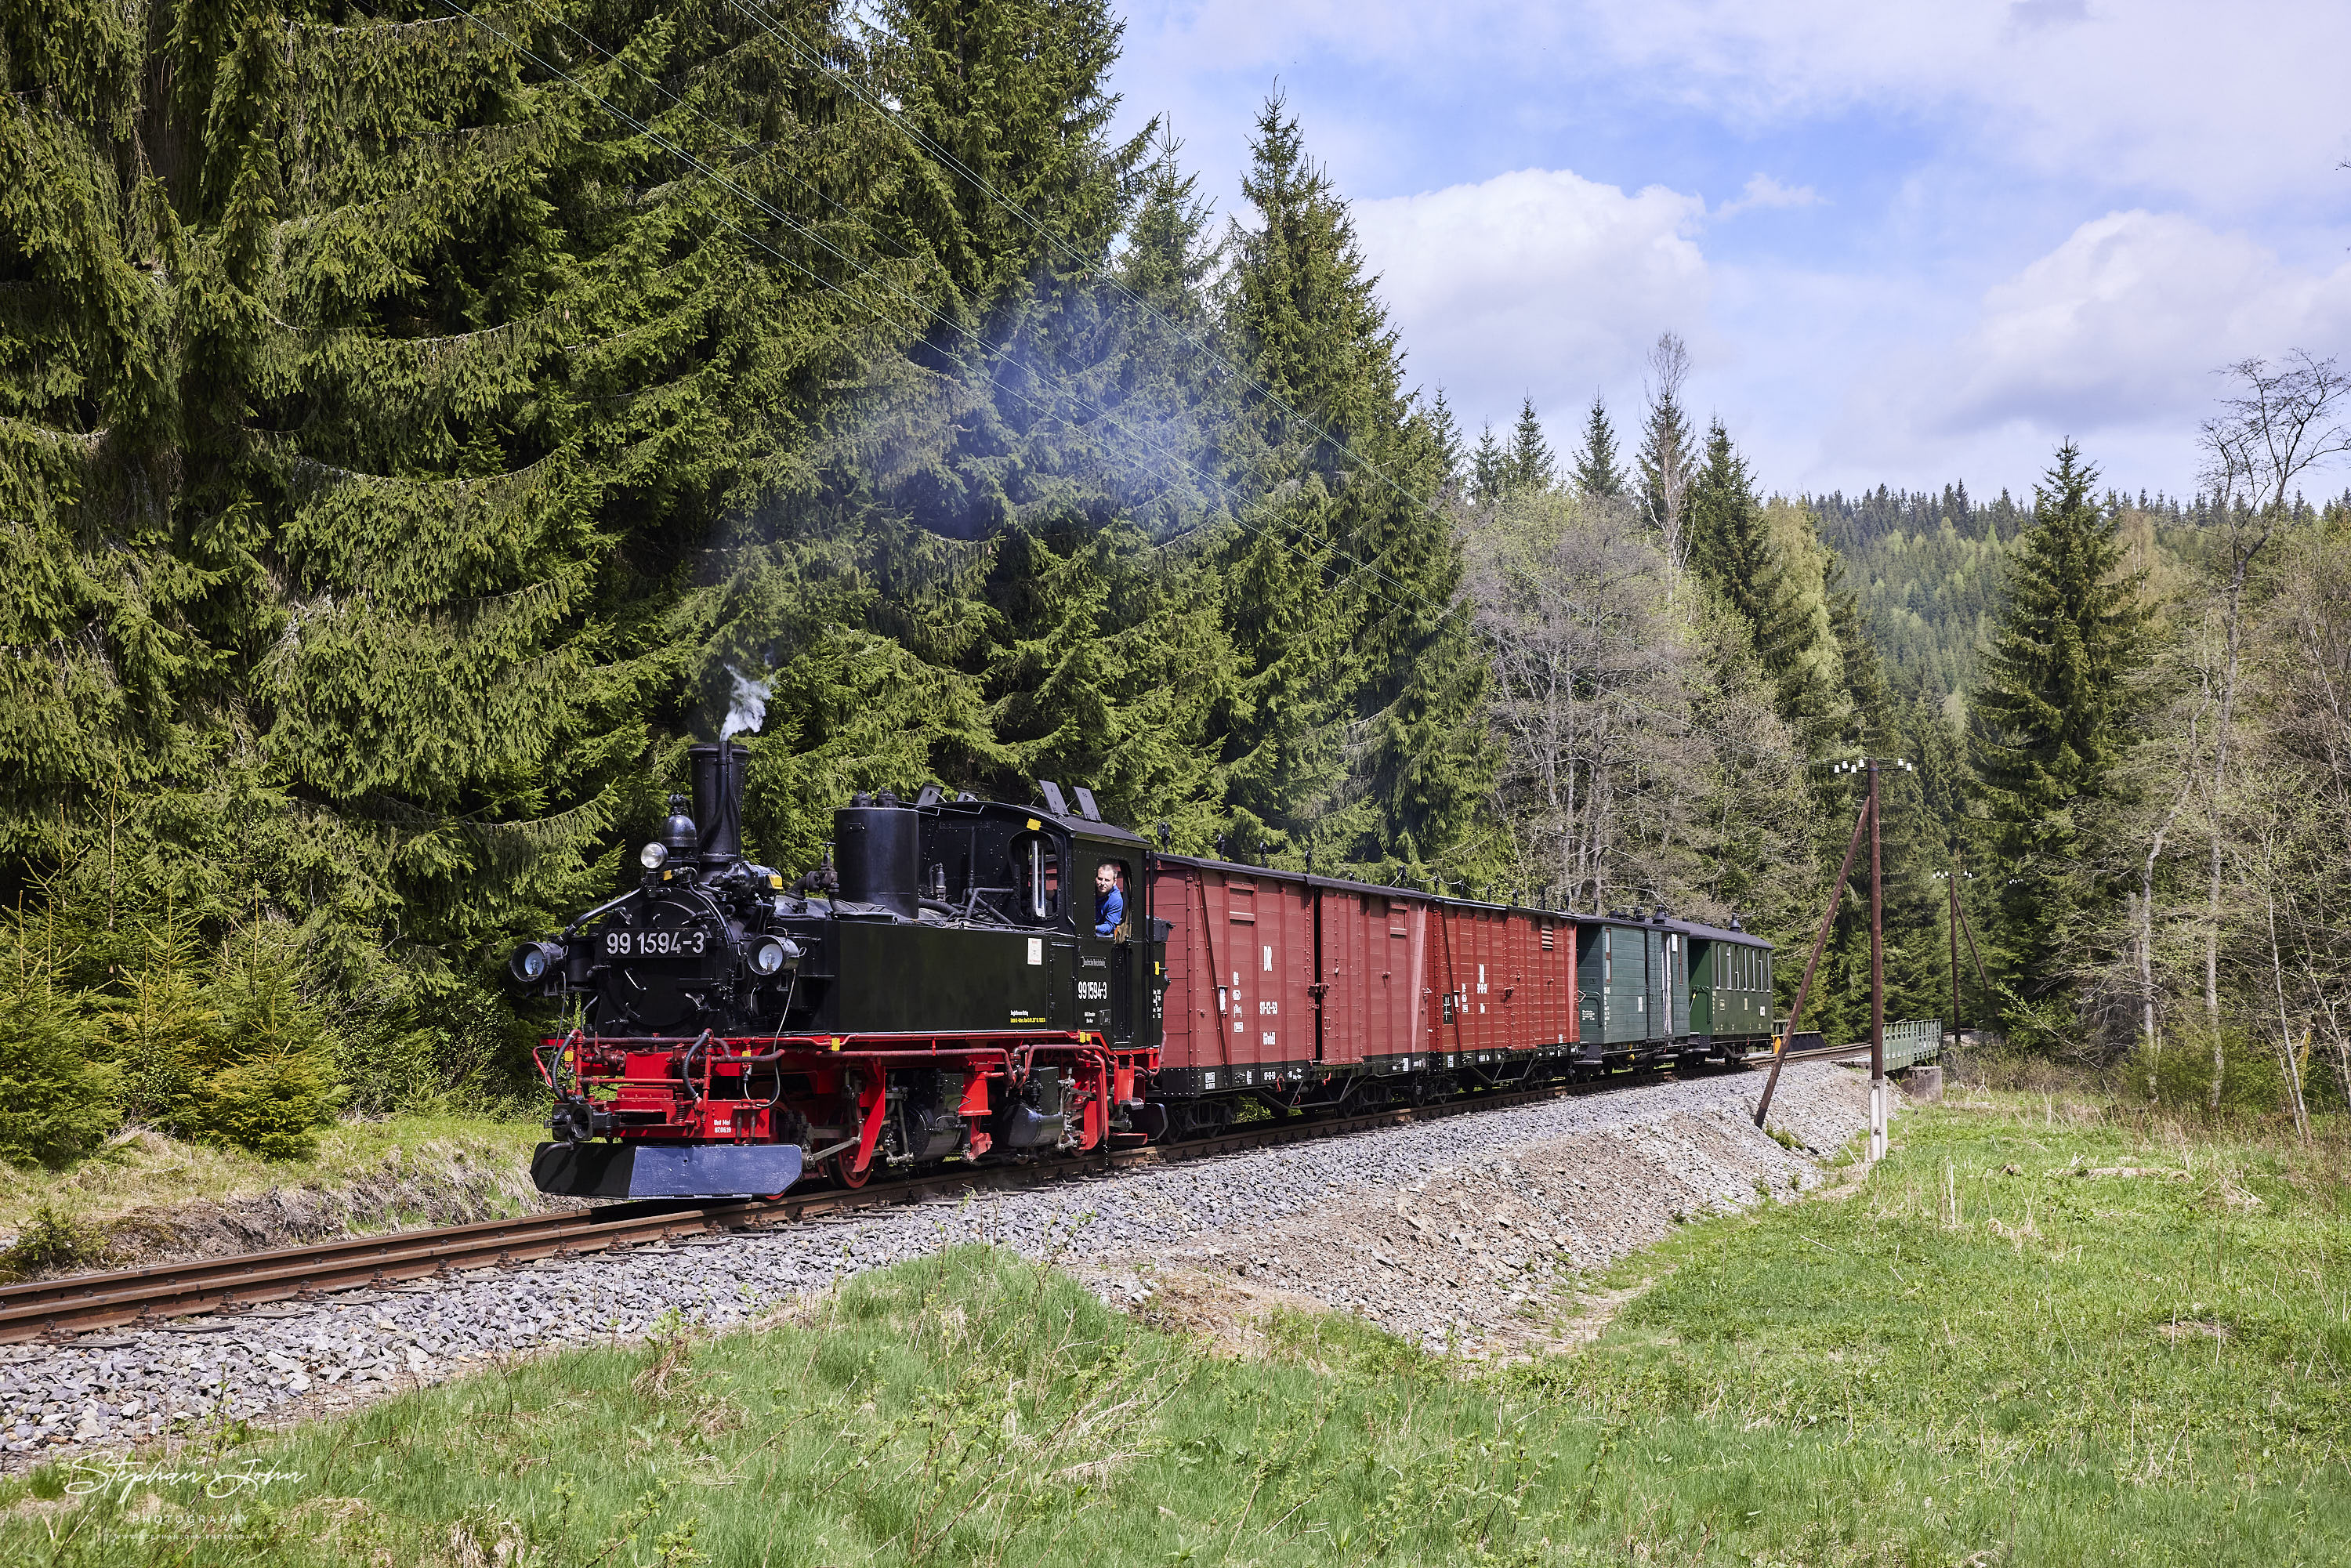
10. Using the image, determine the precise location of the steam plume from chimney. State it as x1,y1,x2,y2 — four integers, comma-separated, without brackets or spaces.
721,664,770,741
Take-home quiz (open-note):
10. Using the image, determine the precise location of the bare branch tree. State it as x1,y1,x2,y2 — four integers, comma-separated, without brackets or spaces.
2190,351,2351,1106
1638,333,1695,581
1458,487,1807,919
2204,351,2351,514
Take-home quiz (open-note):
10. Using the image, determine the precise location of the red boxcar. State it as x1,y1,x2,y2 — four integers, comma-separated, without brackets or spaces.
1426,902,1577,1074
1314,883,1433,1077
1154,864,1577,1117
1154,859,1320,1095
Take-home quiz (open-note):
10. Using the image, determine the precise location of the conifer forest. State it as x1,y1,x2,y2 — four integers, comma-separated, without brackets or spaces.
4,0,2348,1166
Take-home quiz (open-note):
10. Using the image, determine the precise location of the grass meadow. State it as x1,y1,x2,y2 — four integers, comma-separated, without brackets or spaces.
2,1086,2345,1566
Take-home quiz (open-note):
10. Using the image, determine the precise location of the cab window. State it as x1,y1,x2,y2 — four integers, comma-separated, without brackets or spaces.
1012,833,1062,924
1090,857,1133,940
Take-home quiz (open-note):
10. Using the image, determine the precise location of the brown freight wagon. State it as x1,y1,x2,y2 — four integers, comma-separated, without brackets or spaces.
1151,861,1579,1128
1151,858,1317,1103
1315,882,1433,1081
1426,900,1578,1080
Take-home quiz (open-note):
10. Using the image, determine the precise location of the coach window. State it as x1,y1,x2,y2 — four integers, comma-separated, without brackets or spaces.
1012,832,1061,923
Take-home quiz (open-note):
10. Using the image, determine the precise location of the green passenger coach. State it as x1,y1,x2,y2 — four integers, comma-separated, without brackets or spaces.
1574,911,1754,1071
1678,917,1775,1059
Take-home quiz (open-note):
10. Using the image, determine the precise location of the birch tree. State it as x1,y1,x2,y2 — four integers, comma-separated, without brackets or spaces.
1459,489,1809,926
2190,353,2350,1105
1636,334,1696,580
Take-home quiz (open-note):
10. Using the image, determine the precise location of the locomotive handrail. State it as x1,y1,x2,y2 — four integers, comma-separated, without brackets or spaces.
560,884,643,937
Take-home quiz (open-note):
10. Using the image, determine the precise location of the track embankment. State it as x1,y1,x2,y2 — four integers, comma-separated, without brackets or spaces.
2,1060,1869,1465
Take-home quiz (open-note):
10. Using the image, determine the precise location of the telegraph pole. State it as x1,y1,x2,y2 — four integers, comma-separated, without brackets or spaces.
1947,860,1962,1047
1755,755,1912,1132
1867,759,1886,1162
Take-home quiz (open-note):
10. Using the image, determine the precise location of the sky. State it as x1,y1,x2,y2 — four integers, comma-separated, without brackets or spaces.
1101,0,2351,502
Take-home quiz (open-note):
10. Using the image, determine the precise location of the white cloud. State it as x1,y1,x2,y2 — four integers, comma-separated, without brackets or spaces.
1575,1,2351,212
1810,210,2351,490
1924,211,2351,433
1353,168,1712,436
1717,174,1821,217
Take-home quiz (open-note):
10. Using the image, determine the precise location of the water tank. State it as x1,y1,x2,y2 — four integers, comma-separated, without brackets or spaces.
835,802,919,918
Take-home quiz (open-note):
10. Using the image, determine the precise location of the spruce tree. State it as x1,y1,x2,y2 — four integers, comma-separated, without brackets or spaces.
1425,387,1466,498
865,0,1154,538
1102,125,1228,534
1472,423,1506,504
878,0,1136,331
1572,394,1625,498
4,0,981,1124
1807,576,1943,1041
1687,423,1836,750
1217,94,1491,875
1636,375,1694,564
1687,419,1750,588
1969,442,2150,1005
1504,396,1556,493
0,940,116,1166
979,519,1225,825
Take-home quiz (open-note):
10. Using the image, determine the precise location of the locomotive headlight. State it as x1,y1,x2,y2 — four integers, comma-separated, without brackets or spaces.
639,841,668,870
748,936,799,976
508,940,565,984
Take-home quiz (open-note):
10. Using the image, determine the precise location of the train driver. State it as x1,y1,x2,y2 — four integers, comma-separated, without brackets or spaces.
1093,862,1126,939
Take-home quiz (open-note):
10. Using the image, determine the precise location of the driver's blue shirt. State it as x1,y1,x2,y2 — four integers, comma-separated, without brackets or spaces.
1094,884,1125,938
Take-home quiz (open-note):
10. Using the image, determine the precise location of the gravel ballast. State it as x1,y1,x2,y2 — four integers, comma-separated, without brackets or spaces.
1,1061,1871,1466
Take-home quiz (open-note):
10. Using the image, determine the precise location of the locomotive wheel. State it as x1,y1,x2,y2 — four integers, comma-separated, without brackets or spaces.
830,1152,874,1189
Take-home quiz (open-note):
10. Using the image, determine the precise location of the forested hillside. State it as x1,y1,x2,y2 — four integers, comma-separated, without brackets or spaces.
1806,484,2026,699
4,0,2342,1168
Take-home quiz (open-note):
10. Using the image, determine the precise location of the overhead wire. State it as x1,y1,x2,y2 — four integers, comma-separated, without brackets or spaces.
430,0,1441,628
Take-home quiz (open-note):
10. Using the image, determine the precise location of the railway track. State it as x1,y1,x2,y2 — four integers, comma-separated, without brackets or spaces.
2,1046,1889,1346
5,1066,1744,1345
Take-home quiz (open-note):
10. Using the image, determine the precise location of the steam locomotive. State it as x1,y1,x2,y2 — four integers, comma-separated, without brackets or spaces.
512,744,1777,1199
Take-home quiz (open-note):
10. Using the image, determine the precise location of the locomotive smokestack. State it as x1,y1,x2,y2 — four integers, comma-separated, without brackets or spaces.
688,741,746,865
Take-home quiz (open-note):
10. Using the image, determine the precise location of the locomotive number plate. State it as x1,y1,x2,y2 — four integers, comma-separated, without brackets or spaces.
604,929,709,956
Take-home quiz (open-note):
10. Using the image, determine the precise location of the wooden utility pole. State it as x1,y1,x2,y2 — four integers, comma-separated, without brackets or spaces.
1755,756,1914,1141
1947,860,1962,1045
1947,853,1991,1040
1867,759,1886,1162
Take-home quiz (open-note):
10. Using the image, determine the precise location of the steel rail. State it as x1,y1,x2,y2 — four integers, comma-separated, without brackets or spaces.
3,1068,1716,1345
